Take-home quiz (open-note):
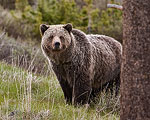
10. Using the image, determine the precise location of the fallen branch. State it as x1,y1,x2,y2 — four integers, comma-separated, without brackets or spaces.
107,4,123,10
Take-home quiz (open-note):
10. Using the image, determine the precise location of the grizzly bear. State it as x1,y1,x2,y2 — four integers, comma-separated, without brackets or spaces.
40,23,122,105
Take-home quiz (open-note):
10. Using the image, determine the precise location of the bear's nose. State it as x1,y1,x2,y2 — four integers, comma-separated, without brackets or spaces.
54,42,60,49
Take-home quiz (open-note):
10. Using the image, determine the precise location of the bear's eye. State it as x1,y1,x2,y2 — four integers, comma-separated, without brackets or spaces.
60,36,64,41
49,35,54,39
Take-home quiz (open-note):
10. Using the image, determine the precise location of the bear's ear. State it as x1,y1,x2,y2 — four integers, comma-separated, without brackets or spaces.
63,23,72,33
40,24,49,36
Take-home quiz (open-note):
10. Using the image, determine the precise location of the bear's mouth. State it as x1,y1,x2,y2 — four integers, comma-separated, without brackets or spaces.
42,44,66,53
52,48,61,52
52,45,66,52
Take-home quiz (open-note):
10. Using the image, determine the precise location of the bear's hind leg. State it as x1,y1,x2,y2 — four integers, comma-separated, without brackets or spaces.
115,73,120,96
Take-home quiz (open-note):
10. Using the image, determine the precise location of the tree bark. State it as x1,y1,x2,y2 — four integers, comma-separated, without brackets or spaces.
121,0,150,120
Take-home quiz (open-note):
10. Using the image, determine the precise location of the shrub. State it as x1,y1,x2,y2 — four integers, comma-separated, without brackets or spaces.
0,6,33,40
15,0,28,11
97,8,123,42
19,0,88,38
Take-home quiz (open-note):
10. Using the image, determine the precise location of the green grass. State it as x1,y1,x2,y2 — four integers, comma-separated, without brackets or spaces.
0,62,120,120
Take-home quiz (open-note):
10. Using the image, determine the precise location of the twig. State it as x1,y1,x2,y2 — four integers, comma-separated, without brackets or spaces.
107,4,123,10
0,32,5,40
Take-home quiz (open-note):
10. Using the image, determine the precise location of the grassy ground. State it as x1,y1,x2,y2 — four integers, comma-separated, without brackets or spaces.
0,62,120,120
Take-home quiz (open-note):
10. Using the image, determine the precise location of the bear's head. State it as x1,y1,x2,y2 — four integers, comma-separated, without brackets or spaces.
40,23,73,55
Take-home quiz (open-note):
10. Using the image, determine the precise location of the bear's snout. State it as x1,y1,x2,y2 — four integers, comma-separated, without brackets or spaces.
52,36,62,50
54,42,60,49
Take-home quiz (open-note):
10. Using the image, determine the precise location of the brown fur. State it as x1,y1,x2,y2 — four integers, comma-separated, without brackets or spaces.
40,23,122,105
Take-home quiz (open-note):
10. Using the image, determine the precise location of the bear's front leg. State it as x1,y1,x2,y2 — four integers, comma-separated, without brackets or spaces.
72,74,92,105
58,78,72,104
52,65,73,104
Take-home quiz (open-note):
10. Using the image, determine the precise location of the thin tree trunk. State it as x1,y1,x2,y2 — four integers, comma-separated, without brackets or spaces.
0,0,15,9
121,0,150,120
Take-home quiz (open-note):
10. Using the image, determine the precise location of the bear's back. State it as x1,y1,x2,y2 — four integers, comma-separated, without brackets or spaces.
87,34,122,64
86,34,122,88
87,35,121,56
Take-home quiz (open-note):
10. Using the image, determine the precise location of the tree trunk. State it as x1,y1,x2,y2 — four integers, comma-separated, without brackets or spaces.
121,0,150,120
0,0,15,9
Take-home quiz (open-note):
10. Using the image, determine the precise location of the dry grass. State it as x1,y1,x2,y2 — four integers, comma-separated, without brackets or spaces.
0,31,50,76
